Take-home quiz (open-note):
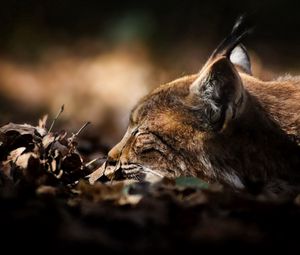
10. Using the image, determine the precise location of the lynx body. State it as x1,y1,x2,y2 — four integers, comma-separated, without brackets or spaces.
91,18,300,195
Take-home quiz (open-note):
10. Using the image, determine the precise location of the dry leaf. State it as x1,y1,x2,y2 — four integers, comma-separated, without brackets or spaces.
42,133,55,148
78,180,124,202
51,159,57,172
118,194,143,205
35,127,47,137
88,163,106,184
15,152,36,169
0,123,37,136
52,141,69,156
36,185,57,196
38,115,48,129
56,130,68,142
1,161,12,178
0,121,93,188
8,147,26,162
61,153,82,172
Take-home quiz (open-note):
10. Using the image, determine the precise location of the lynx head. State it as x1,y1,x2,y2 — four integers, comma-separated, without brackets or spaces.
88,15,300,195
88,17,263,188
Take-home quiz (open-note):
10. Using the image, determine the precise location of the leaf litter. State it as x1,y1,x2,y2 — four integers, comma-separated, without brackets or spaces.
0,111,300,254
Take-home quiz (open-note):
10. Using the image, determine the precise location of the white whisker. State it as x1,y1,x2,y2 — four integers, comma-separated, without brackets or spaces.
140,166,164,178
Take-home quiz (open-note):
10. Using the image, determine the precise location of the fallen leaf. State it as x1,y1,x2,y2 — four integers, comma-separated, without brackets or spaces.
51,141,69,156
175,176,209,189
8,147,26,162
118,194,142,205
61,153,82,173
15,152,36,169
35,127,47,137
38,115,48,129
1,161,12,178
88,163,106,184
42,133,55,148
0,123,38,136
51,159,57,172
78,180,124,202
36,185,57,196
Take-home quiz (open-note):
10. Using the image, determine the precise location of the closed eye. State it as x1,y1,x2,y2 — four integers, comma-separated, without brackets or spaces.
139,147,161,154
135,140,165,155
133,131,167,156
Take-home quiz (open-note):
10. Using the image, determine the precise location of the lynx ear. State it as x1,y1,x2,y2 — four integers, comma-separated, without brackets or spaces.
189,57,245,131
188,16,251,131
230,44,252,75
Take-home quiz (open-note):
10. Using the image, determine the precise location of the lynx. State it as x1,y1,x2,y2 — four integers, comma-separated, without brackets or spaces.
90,18,300,196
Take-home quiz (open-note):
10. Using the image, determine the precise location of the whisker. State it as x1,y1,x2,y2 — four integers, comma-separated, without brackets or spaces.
136,175,142,182
122,164,139,170
138,165,164,178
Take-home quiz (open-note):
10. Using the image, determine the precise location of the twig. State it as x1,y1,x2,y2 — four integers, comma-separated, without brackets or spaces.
74,121,91,137
85,156,106,167
68,121,91,144
48,105,65,133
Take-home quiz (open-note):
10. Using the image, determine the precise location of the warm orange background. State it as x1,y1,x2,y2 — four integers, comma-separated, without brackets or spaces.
0,0,299,152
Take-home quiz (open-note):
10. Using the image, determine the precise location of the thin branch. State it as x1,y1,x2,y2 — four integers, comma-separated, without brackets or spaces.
68,121,91,147
85,156,106,167
74,121,91,137
48,105,64,133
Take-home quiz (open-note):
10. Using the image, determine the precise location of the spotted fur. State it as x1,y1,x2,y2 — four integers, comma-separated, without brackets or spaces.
93,18,300,196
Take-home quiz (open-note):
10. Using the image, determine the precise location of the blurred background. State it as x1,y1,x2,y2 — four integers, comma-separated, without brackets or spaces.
0,0,299,153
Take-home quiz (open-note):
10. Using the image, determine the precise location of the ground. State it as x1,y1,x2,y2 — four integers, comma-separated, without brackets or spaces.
0,120,300,254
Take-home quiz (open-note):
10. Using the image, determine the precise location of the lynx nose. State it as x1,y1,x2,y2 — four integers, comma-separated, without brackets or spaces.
108,143,131,166
107,146,128,168
108,146,121,162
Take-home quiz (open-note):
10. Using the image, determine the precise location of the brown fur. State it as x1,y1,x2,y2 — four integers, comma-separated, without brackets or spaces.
93,22,300,196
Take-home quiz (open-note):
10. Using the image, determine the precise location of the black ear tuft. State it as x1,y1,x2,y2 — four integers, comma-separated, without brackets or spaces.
210,15,254,60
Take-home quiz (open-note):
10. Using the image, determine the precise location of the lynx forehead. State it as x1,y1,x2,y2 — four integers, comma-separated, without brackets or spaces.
91,17,300,196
